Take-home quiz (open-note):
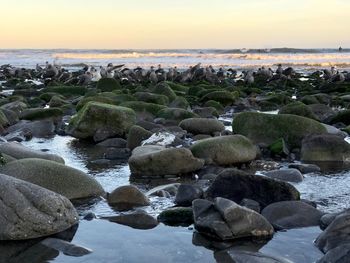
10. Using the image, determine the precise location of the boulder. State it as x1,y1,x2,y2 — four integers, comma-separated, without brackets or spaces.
157,207,194,226
301,134,350,162
0,173,78,240
151,82,177,102
264,169,303,183
146,183,180,197
205,169,300,208
308,104,335,122
128,145,204,177
5,120,56,138
232,112,327,148
279,101,317,119
329,109,350,125
126,125,153,150
193,198,274,241
190,135,257,165
156,108,198,123
315,211,350,253
0,142,64,163
66,102,136,142
0,158,104,200
175,184,203,206
96,77,121,92
179,118,225,135
20,108,63,121
316,243,350,263
261,201,324,229
107,185,150,210
134,92,169,105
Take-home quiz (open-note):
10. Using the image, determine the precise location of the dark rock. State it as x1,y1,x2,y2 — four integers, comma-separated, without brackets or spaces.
175,184,203,206
104,147,131,160
126,125,152,150
316,243,350,263
315,211,350,253
261,201,324,229
264,169,303,183
96,138,127,148
301,134,350,162
240,198,261,213
157,207,194,226
41,238,92,257
215,249,292,263
205,169,300,208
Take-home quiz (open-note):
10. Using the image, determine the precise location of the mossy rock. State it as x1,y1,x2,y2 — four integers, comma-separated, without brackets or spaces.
157,207,193,226
151,82,177,102
190,135,257,165
39,92,60,102
329,110,350,125
169,96,189,109
257,101,279,111
156,108,199,123
126,125,153,150
0,109,9,127
96,78,121,92
232,112,327,149
120,101,166,117
134,92,169,105
204,100,225,113
279,102,317,120
76,96,118,112
66,101,136,141
179,118,225,135
187,86,205,96
48,95,69,108
196,89,221,98
41,86,88,97
268,138,289,156
300,95,320,105
166,82,189,94
20,107,63,121
200,91,237,106
27,97,46,108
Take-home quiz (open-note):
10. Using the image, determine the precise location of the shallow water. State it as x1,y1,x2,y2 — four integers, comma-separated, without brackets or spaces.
18,134,350,262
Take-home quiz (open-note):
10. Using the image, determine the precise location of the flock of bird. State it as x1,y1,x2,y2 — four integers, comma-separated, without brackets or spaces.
0,62,349,86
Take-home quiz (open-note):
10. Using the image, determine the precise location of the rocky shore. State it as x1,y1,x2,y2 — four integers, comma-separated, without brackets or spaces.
0,63,350,262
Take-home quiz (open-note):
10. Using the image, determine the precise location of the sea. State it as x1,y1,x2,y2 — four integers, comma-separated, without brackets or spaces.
0,48,350,71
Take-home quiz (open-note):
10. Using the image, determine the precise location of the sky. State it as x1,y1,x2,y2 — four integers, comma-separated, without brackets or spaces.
0,0,349,49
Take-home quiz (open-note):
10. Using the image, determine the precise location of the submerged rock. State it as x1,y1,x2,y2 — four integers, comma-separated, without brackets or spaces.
215,249,293,263
0,158,104,200
317,243,350,263
190,135,257,166
103,212,158,230
0,173,78,240
261,201,324,229
288,163,321,174
128,145,204,177
205,169,300,208
41,238,92,257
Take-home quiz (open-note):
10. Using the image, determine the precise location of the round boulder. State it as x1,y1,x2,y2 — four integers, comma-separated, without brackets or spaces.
0,173,78,240
264,169,304,183
261,201,324,229
107,185,150,210
190,135,257,165
128,145,204,177
179,118,225,135
0,158,104,200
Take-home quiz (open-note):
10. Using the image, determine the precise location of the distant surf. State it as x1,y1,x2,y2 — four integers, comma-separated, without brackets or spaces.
0,48,349,71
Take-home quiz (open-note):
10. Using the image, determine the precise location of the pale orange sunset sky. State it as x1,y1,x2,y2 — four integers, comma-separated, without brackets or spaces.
0,0,349,49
